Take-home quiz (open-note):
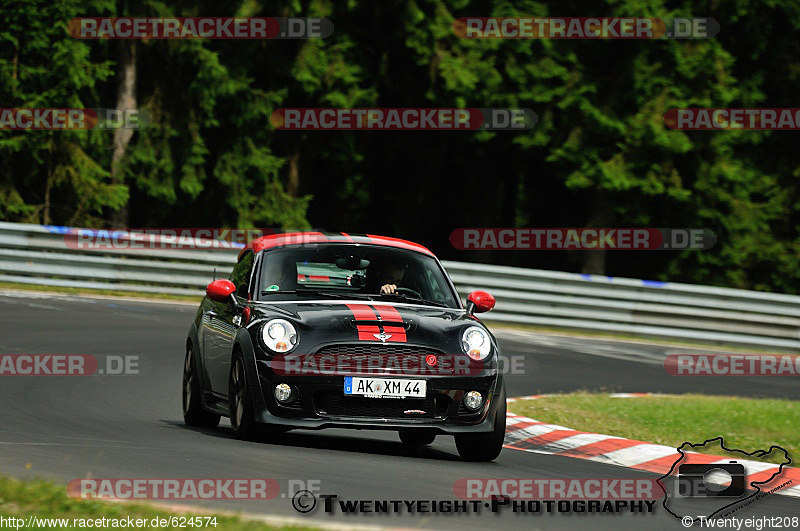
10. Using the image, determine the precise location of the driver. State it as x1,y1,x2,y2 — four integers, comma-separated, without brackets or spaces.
366,261,406,295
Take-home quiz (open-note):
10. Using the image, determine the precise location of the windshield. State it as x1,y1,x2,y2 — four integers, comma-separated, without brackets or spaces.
256,244,459,308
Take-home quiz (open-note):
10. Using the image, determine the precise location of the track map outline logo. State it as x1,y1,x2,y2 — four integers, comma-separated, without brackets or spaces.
657,437,792,524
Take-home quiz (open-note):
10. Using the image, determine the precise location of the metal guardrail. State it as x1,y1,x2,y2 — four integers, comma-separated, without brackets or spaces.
2,221,799,351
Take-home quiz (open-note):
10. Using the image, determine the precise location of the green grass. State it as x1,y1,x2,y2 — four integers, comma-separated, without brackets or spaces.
0,476,316,530
0,281,202,303
507,393,800,465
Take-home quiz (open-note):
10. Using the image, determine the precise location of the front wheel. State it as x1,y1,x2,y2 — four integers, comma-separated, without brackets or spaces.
455,385,506,462
228,351,260,440
182,346,220,428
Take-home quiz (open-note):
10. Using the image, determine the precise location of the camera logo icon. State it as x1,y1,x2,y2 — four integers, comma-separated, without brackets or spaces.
677,461,745,497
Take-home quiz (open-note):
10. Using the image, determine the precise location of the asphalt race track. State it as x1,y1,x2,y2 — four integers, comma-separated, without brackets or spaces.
0,292,798,530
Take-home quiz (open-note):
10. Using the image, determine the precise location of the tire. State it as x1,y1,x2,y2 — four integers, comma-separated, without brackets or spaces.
182,346,220,428
399,429,436,446
228,350,260,441
455,384,506,462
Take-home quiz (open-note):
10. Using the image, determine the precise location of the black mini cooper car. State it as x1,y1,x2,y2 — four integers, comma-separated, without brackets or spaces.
183,232,505,461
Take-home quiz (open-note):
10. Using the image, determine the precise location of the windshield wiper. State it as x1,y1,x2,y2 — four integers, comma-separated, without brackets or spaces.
260,289,371,300
378,292,449,308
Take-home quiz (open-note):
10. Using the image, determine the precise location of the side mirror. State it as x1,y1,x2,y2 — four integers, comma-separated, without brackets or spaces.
467,290,496,315
206,279,236,303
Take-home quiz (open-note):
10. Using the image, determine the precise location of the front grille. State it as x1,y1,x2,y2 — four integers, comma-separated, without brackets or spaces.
315,344,442,356
311,344,444,374
314,391,437,419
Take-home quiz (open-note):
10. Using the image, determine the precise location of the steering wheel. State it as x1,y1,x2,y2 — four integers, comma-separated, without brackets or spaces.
392,287,423,299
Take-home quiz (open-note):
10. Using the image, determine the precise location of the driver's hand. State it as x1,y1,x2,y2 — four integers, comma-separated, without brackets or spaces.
380,284,397,295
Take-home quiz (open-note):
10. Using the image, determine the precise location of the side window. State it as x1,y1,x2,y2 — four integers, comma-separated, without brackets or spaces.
230,251,255,299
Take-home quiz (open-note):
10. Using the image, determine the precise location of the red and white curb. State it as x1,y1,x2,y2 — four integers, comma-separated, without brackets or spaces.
507,392,660,402
504,394,800,498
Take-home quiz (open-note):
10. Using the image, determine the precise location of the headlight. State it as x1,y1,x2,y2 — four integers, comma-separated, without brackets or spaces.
461,326,491,360
261,319,298,353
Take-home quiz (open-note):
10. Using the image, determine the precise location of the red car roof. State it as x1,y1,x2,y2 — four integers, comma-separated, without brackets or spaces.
240,232,434,259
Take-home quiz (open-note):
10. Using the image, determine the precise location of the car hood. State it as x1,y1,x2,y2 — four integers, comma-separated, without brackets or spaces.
247,300,485,353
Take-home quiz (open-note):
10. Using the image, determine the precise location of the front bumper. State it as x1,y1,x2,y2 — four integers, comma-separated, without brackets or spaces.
250,361,503,434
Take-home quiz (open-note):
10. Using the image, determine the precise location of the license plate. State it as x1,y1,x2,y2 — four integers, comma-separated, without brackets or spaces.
344,376,426,398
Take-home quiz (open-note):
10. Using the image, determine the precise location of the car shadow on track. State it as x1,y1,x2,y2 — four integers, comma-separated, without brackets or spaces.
162,420,468,462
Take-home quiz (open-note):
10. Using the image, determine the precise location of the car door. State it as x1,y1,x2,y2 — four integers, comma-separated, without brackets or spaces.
203,251,254,395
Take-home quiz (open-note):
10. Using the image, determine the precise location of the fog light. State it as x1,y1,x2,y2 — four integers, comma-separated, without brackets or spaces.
463,390,483,410
274,383,293,403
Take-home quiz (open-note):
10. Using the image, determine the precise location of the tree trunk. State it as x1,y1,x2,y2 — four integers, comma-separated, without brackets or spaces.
43,147,52,225
109,40,136,228
581,190,613,275
287,147,300,197
11,40,18,86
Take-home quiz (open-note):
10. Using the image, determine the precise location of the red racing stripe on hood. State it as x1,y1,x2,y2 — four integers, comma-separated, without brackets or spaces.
372,304,402,322
345,303,380,340
372,304,407,342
